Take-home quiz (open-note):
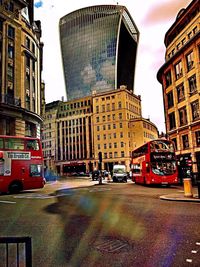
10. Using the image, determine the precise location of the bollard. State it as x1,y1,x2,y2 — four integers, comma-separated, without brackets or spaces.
183,178,193,197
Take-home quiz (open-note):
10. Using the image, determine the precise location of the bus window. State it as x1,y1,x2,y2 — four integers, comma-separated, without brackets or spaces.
26,140,39,151
30,164,42,177
0,138,3,149
5,138,24,150
0,159,4,175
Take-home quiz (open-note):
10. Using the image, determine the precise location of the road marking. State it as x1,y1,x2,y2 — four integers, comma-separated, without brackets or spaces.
191,250,198,254
89,188,111,192
196,242,200,246
186,259,192,263
14,194,54,199
0,200,16,204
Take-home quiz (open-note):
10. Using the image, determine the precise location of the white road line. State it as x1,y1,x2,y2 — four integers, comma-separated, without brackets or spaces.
0,200,16,204
196,242,200,246
191,250,198,254
186,259,193,263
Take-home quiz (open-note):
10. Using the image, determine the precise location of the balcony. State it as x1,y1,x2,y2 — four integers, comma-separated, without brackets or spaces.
1,94,21,107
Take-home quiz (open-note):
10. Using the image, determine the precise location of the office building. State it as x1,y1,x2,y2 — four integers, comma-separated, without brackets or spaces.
59,5,139,101
43,87,159,175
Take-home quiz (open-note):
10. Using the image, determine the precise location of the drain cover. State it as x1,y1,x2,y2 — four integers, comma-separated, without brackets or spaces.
94,237,130,253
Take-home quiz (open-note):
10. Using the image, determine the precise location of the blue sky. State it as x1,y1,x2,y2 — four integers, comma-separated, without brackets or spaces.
34,0,191,133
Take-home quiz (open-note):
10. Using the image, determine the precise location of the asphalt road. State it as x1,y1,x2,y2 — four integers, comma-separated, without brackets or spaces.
0,178,200,267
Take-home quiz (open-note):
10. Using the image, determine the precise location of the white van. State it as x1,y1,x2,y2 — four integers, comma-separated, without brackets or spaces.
112,165,127,182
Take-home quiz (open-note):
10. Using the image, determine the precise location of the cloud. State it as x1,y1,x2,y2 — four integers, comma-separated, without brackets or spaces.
34,1,43,8
143,0,191,25
81,65,96,85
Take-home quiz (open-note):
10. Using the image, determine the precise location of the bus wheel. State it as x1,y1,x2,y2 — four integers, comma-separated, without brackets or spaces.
9,182,22,194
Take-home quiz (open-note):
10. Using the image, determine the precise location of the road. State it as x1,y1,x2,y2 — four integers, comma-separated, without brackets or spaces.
0,178,200,267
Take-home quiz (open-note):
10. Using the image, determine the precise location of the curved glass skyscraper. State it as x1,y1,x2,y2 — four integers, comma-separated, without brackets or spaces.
59,5,139,100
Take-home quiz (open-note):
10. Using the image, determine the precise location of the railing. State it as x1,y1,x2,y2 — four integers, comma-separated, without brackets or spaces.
0,94,21,107
0,237,32,267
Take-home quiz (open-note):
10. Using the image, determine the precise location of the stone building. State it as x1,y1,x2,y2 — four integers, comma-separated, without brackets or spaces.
43,87,158,175
157,0,200,181
0,0,43,137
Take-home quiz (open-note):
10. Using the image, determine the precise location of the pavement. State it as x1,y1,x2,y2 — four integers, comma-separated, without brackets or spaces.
160,187,200,203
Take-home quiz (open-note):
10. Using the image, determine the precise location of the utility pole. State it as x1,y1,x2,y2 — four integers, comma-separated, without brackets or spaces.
98,152,102,184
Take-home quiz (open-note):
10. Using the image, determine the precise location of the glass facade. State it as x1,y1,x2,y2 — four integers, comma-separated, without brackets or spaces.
59,5,139,101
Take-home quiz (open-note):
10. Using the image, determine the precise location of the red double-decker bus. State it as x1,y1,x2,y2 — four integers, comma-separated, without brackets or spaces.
131,139,178,185
0,135,45,193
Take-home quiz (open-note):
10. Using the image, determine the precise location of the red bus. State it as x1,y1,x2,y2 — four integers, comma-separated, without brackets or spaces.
131,139,178,185
0,135,45,193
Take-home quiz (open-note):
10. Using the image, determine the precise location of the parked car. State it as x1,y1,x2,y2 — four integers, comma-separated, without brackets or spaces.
92,170,100,181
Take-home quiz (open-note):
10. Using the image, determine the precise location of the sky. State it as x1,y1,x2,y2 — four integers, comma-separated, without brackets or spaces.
34,0,192,133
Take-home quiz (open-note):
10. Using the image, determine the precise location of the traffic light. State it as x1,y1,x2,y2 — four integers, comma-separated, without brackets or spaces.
186,159,192,166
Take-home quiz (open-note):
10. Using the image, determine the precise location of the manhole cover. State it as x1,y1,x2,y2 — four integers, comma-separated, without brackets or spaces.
93,237,130,253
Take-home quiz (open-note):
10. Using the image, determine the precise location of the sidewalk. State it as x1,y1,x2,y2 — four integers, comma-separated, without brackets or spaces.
160,187,200,203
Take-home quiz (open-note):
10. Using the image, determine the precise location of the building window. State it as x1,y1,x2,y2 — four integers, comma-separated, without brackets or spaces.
118,101,122,109
191,100,199,121
186,51,194,71
104,144,107,149
167,91,174,108
195,131,200,147
104,153,107,159
119,122,123,128
113,123,116,129
121,151,125,157
176,83,185,102
109,152,112,158
102,116,106,122
102,104,105,112
112,103,115,111
106,103,110,111
109,143,112,148
114,152,118,158
174,61,183,80
103,125,106,130
8,44,14,59
120,132,123,138
165,70,172,87
103,134,106,140
188,75,197,95
108,124,111,130
182,134,189,149
25,37,30,49
97,144,100,149
8,25,15,38
97,126,100,131
171,138,177,151
96,116,99,123
119,113,122,119
114,142,117,148
169,112,176,130
7,64,14,81
179,107,187,126
121,142,124,147
96,106,99,113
